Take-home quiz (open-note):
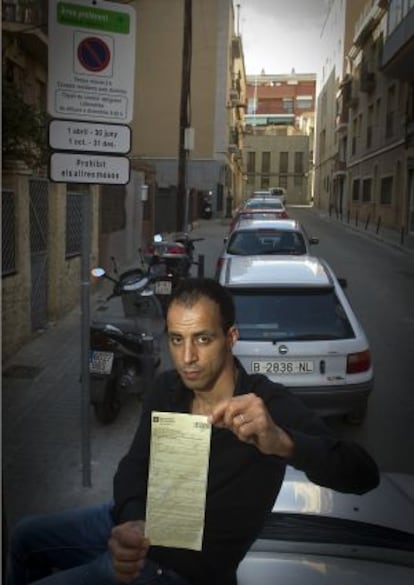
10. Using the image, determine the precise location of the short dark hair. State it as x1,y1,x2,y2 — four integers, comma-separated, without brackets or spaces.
168,277,235,333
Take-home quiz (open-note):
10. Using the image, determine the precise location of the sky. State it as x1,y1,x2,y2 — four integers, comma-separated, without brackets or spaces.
235,0,331,76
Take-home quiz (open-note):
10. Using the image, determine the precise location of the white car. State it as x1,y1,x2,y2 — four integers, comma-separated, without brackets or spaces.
237,466,414,584
218,255,373,423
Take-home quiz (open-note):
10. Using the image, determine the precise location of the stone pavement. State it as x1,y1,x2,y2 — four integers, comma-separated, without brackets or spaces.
2,209,412,538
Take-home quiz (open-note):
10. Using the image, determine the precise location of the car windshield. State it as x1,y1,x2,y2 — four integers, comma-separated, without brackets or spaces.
232,289,354,341
244,200,283,210
238,212,284,222
227,230,306,255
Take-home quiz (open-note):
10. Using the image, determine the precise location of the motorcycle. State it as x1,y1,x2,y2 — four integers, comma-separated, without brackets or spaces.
201,197,213,219
142,233,205,314
89,263,165,424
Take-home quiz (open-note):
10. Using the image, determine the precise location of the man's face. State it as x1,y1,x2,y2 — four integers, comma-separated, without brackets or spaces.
166,297,238,393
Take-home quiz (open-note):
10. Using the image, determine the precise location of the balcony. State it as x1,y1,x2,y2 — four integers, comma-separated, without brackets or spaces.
360,63,376,93
335,110,349,133
2,1,48,65
382,4,414,80
353,0,386,47
228,127,241,156
333,156,347,177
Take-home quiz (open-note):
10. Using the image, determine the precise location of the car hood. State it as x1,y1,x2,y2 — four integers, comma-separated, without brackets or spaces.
274,466,414,535
237,467,414,584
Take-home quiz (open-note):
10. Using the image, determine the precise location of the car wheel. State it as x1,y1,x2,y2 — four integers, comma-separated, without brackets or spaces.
344,402,368,425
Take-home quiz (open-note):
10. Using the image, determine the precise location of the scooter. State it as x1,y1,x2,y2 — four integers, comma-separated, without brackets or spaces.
89,264,165,424
142,233,205,314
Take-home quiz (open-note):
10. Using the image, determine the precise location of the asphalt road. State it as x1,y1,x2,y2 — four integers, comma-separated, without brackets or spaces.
289,207,414,474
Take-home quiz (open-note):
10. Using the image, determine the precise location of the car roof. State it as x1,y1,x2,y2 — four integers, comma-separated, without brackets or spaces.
221,255,333,288
232,219,300,232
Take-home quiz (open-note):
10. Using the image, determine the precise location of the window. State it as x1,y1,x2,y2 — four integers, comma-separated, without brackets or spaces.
2,190,16,276
352,118,357,155
279,152,288,173
279,175,288,189
261,151,270,173
66,192,83,257
282,98,293,113
380,176,393,205
296,96,313,109
362,178,372,202
261,176,270,189
294,152,304,174
386,85,396,138
352,179,360,202
294,175,303,187
367,105,373,148
247,151,256,173
232,290,354,342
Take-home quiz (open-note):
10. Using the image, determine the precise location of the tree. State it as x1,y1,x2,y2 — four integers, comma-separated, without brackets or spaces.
2,80,49,169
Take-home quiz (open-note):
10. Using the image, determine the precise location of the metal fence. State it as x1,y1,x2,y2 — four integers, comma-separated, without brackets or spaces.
1,189,16,276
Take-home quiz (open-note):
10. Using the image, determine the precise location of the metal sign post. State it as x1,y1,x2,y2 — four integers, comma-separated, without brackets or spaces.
48,0,136,486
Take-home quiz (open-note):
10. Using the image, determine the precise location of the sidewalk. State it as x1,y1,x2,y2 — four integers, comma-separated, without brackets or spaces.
2,218,230,533
316,207,414,257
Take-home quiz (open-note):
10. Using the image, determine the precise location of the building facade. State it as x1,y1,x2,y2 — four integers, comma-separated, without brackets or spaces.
242,72,316,203
130,0,246,227
314,0,414,238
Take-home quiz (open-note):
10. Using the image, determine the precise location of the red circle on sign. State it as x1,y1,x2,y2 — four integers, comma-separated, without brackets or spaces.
77,37,110,72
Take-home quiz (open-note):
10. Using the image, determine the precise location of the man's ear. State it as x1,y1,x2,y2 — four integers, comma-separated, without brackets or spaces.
227,325,239,348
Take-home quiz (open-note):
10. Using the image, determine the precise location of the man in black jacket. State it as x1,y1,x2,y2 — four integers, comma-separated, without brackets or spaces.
7,278,379,585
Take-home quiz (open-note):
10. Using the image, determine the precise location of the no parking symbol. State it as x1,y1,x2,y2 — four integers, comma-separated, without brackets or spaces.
74,32,113,77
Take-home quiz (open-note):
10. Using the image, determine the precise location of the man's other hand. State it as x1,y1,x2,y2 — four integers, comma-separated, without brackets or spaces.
108,520,150,583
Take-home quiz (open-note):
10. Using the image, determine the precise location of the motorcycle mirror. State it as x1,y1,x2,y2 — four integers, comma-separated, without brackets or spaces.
91,267,106,278
154,234,163,243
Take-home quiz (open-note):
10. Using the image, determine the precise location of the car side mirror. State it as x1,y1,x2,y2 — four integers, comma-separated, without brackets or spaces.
338,277,347,289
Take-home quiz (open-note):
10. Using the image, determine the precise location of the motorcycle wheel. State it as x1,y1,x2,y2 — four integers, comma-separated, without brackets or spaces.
93,377,121,424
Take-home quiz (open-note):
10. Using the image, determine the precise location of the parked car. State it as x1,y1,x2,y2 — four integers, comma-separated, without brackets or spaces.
251,188,287,205
237,466,414,584
217,255,373,423
216,219,319,275
269,186,287,204
242,197,288,212
229,210,292,233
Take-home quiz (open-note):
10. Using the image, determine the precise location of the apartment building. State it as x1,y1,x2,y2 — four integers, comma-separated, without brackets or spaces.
131,0,246,228
243,73,316,203
315,0,414,237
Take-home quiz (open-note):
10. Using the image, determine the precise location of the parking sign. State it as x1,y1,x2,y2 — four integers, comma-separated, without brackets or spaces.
48,0,136,124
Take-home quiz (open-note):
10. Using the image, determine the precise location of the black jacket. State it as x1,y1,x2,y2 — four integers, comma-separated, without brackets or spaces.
112,363,379,585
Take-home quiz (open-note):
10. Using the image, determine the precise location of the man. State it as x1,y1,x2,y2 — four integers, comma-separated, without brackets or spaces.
7,278,379,585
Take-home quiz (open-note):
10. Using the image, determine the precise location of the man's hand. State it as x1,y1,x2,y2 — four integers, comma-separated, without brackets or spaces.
208,393,294,458
108,520,150,583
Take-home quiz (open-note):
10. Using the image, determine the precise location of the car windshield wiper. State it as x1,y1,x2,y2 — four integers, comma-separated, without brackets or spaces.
289,333,345,341
259,512,414,551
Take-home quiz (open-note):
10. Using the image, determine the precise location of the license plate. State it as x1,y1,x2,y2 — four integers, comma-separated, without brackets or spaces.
155,280,172,295
89,351,114,375
251,360,314,375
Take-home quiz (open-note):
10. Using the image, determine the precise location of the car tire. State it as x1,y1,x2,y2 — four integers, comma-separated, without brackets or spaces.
344,402,368,425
